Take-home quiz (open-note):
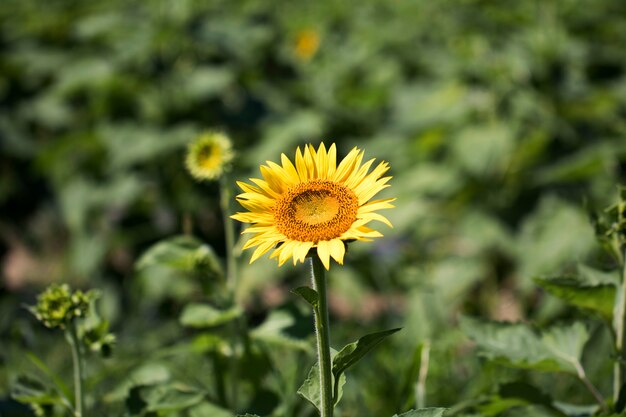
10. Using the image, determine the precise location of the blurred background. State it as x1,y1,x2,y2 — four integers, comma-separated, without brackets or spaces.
2,0,626,416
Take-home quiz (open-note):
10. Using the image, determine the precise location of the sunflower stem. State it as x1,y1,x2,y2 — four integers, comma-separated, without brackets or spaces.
310,256,333,417
66,321,85,417
220,175,240,410
220,176,237,294
614,247,626,402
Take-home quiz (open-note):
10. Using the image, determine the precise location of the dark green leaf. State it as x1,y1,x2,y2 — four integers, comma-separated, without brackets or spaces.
460,317,589,374
140,383,205,413
291,286,319,308
11,374,60,406
189,401,233,417
392,408,447,417
25,352,72,403
297,358,347,412
250,310,311,351
179,303,242,328
534,277,615,320
136,235,223,279
332,327,401,395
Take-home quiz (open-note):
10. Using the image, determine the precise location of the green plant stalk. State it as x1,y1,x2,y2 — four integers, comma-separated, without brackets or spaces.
67,321,85,417
415,342,430,409
220,176,237,294
219,175,240,409
614,247,626,402
310,256,333,417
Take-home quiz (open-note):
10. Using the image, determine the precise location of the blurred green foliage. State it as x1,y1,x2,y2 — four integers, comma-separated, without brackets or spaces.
2,0,626,416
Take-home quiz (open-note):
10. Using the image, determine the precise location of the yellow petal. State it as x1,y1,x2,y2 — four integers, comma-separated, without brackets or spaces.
357,212,393,228
304,144,317,178
293,241,314,264
327,143,337,178
358,198,397,213
281,153,300,183
316,143,328,179
250,240,277,263
316,240,331,270
328,239,345,265
295,147,309,182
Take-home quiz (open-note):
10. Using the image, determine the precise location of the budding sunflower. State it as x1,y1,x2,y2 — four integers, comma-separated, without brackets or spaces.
294,29,320,61
185,132,234,181
30,284,95,330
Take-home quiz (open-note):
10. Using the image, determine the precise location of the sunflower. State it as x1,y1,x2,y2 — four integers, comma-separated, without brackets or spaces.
185,132,234,181
232,143,394,269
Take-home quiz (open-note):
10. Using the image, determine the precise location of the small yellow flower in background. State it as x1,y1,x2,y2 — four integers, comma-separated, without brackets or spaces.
185,132,234,181
294,29,320,61
232,143,394,269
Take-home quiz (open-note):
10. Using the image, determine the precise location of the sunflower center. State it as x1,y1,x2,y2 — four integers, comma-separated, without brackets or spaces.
274,180,358,242
197,145,220,169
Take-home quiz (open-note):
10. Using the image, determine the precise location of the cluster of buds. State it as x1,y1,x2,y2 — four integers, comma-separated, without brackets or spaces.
30,284,95,330
591,186,626,262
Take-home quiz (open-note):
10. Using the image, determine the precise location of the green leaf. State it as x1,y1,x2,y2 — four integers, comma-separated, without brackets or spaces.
141,383,205,413
250,310,311,351
392,408,447,417
476,382,555,416
534,277,615,320
297,355,347,412
460,317,590,374
136,235,223,279
179,303,242,328
25,352,72,403
332,328,401,399
189,401,233,417
11,374,61,406
292,286,319,308
237,415,261,417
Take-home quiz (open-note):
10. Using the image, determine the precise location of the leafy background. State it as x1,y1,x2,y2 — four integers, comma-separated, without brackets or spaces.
2,0,626,416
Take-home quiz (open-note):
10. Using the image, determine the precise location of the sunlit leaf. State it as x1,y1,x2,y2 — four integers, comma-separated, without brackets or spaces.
392,408,447,417
461,317,589,374
179,303,242,328
535,277,615,320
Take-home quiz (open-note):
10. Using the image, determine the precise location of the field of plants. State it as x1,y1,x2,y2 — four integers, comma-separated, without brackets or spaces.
2,0,626,416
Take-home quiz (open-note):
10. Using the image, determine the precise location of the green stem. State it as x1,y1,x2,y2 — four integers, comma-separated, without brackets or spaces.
220,176,239,410
67,322,85,417
220,176,237,295
415,342,430,409
614,248,626,402
310,256,333,417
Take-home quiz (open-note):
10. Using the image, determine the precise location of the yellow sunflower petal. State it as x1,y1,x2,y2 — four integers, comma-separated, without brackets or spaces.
357,212,393,228
250,240,277,263
326,143,337,178
293,241,314,264
328,239,345,265
304,144,317,178
295,147,309,182
316,240,331,270
316,143,328,179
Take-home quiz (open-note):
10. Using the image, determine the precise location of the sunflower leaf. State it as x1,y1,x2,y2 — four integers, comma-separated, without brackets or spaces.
392,408,447,417
460,317,589,374
179,304,242,328
291,286,319,308
332,328,401,401
534,277,615,321
297,357,346,411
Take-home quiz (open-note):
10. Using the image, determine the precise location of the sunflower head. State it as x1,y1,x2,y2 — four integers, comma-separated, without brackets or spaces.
294,29,320,61
232,143,394,269
186,132,234,181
